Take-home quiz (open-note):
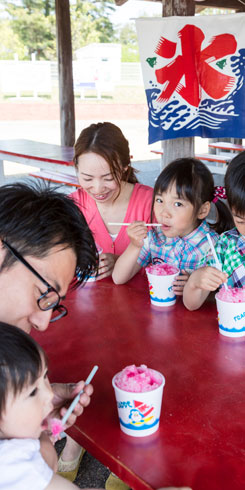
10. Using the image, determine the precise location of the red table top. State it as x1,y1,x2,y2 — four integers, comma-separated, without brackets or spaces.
0,139,74,166
33,275,245,490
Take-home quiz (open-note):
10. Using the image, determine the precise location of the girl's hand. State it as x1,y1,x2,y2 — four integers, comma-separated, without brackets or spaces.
97,253,117,280
127,221,148,248
173,270,189,296
189,266,228,291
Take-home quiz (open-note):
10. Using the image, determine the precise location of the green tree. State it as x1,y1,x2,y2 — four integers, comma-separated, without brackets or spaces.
116,23,140,62
1,0,56,59
0,19,26,59
0,0,116,60
71,0,116,51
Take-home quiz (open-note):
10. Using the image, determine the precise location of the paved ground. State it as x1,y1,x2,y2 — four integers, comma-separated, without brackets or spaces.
55,439,110,489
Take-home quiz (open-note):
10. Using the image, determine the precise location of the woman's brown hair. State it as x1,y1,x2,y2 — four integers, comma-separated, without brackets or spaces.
74,122,138,191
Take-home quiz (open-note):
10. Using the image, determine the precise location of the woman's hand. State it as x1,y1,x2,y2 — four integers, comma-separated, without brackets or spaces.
50,381,93,429
127,221,148,248
173,270,189,296
96,253,118,280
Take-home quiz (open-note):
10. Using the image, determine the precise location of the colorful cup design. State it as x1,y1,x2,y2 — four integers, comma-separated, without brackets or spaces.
215,294,245,338
112,370,165,437
145,264,179,307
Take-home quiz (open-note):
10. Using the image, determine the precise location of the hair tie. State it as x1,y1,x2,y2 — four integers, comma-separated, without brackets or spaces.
212,186,227,203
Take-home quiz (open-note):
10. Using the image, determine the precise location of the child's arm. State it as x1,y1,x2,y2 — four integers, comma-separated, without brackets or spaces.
183,266,228,311
46,474,101,489
40,432,58,473
112,221,147,284
112,242,142,284
46,476,191,490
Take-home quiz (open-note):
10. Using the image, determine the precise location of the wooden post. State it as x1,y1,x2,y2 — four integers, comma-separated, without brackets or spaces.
161,0,195,168
55,0,75,146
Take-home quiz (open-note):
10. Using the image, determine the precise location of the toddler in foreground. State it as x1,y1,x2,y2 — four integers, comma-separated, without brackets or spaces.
112,158,233,293
0,323,99,490
183,152,245,310
0,323,190,490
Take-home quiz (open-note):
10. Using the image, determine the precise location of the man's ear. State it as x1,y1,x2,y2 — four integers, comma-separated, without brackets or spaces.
197,201,211,220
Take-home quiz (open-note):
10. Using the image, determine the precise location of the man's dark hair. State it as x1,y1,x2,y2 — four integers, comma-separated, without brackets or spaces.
225,152,245,216
0,181,98,283
0,322,46,417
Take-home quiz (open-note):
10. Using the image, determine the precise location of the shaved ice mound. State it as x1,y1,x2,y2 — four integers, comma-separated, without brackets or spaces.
146,263,179,276
216,286,245,303
48,418,64,440
114,364,163,393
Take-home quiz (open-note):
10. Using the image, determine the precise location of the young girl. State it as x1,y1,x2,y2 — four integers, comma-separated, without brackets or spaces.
0,322,97,490
112,157,233,291
183,152,244,311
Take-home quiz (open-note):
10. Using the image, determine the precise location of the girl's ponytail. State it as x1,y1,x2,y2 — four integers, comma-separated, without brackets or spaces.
211,186,234,234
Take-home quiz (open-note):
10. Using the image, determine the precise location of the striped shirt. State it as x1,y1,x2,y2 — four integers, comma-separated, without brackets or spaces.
137,220,218,273
211,228,245,287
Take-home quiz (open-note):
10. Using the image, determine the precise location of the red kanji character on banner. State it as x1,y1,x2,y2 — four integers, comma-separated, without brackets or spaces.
154,24,237,107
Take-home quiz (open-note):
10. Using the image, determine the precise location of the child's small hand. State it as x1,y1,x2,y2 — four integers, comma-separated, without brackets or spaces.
189,266,228,291
127,221,148,248
173,270,189,296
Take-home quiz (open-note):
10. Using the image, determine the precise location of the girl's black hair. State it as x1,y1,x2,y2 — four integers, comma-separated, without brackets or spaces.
152,158,234,234
225,152,245,217
0,323,46,418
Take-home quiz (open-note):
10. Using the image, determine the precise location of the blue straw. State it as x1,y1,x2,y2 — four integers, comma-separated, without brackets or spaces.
61,365,99,426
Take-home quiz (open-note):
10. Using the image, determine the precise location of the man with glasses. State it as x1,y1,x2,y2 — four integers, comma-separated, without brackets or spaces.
0,181,98,431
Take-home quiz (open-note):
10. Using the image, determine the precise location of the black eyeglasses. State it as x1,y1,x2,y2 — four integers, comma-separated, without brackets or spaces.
2,240,68,322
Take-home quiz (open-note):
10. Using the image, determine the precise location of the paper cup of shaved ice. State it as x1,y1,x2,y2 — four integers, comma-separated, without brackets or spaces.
112,364,165,437
215,286,245,338
145,263,179,307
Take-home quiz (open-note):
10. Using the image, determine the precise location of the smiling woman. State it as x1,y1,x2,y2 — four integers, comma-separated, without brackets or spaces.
71,122,153,281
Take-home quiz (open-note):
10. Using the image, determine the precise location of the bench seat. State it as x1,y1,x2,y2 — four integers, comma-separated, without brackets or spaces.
29,170,79,188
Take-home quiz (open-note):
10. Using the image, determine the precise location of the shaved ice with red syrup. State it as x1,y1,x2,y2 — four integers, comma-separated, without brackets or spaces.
146,263,179,276
114,364,162,393
216,286,245,303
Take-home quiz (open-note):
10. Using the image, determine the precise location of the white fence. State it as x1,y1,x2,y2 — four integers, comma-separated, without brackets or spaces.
0,60,143,98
